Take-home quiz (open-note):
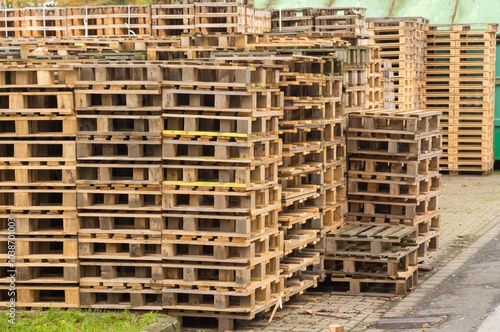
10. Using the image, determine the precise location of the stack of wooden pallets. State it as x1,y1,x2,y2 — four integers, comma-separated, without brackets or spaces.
325,109,442,295
0,62,79,308
24,7,67,38
271,7,368,44
277,55,346,299
151,2,195,37
0,8,26,38
367,18,427,111
75,62,164,310
161,60,284,330
193,0,255,34
365,46,384,110
426,24,497,174
66,5,151,37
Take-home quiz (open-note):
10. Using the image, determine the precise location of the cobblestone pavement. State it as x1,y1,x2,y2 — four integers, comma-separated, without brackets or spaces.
183,174,500,331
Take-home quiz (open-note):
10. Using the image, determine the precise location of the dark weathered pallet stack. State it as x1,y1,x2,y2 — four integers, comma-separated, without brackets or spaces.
367,18,427,111
75,62,164,310
276,54,345,300
161,60,284,330
271,7,368,45
325,109,442,296
426,24,497,174
0,62,79,307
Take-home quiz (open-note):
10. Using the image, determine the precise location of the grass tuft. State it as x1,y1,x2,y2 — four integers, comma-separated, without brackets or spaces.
0,308,161,332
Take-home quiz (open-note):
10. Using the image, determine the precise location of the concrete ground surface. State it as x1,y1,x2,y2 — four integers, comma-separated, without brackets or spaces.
184,174,500,332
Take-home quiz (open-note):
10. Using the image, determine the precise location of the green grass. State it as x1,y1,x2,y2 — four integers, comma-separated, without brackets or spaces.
0,309,160,332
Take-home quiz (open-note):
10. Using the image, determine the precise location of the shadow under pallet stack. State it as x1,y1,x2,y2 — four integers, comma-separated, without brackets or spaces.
425,24,497,174
75,62,164,310
325,109,442,296
161,60,284,330
0,62,79,307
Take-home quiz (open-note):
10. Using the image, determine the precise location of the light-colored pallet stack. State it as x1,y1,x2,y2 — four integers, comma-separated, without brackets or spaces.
326,109,442,295
151,2,195,36
381,59,396,109
193,0,252,34
365,46,384,109
367,18,427,111
161,60,284,330
0,62,79,308
67,5,151,37
0,8,25,38
338,46,370,114
66,7,109,37
23,7,67,38
75,62,164,310
426,24,497,174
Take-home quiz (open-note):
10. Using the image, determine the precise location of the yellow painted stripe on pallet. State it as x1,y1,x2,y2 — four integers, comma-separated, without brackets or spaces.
162,180,249,188
162,130,248,138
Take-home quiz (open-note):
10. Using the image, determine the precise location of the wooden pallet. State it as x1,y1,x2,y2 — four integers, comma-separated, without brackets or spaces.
325,249,418,279
162,88,283,114
0,114,76,138
162,230,282,264
0,8,26,38
0,91,73,116
1,236,78,262
271,8,314,33
76,140,162,162
0,211,78,236
66,6,110,37
77,163,162,188
0,188,76,212
162,256,280,291
0,261,79,284
163,279,277,313
77,114,162,139
163,112,279,140
0,285,80,308
79,261,163,289
79,211,163,234
164,162,278,188
348,155,440,182
347,132,442,158
330,265,418,296
164,210,279,238
80,288,162,310
74,90,162,113
151,4,195,36
78,238,162,261
77,188,162,212
348,173,441,199
161,61,280,89
347,192,439,226
0,63,76,88
0,165,76,187
23,7,67,38
194,0,248,34
283,229,320,254
162,135,281,164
